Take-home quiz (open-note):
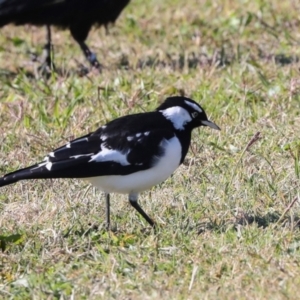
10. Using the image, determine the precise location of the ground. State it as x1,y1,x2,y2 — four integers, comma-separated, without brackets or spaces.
0,0,300,299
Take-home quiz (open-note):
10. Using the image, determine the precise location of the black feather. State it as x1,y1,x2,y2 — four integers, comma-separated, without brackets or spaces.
0,112,177,186
0,96,221,229
0,97,220,188
0,0,130,68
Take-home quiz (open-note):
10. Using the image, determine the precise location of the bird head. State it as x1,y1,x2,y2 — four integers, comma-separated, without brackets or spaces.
157,96,220,131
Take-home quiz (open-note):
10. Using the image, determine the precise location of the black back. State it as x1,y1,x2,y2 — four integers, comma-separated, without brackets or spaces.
0,0,130,40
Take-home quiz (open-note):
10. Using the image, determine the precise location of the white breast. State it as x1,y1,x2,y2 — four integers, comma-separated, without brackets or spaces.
85,136,182,194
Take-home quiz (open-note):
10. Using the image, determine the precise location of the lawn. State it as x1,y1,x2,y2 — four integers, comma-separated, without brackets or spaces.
1,0,300,298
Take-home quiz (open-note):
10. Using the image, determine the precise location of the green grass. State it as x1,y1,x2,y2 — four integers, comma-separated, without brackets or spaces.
1,0,300,298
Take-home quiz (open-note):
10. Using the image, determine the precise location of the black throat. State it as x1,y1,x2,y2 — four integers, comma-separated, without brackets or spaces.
174,129,192,164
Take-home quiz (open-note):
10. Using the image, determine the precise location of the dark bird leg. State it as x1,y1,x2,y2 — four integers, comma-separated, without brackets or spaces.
77,40,101,70
38,25,55,74
70,24,102,74
129,194,155,228
105,193,110,230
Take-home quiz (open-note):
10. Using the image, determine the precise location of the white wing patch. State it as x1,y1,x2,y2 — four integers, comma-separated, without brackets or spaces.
46,162,52,171
160,106,192,130
184,100,203,112
127,136,134,141
127,132,151,143
30,159,52,171
69,137,88,146
70,153,94,159
89,146,130,166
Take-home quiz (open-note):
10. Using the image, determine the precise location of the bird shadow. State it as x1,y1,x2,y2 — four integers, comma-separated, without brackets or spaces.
135,50,299,71
0,50,298,81
196,211,300,235
0,68,36,80
135,50,230,70
0,60,97,82
259,52,299,66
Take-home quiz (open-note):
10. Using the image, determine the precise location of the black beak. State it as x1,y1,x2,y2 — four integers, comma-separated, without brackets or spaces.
201,120,221,130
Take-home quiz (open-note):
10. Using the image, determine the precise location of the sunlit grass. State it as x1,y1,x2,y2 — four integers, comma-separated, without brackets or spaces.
0,0,300,298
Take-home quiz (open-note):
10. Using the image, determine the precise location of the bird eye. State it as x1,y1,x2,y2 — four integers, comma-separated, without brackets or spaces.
191,112,198,118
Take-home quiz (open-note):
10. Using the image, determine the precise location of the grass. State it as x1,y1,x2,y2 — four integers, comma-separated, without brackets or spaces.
1,0,300,298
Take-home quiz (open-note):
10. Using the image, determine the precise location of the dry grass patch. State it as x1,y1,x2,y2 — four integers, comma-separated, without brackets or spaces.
1,0,300,298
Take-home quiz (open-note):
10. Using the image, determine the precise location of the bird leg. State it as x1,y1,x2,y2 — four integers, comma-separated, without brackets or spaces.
105,193,110,231
129,194,155,228
38,25,55,74
77,40,102,71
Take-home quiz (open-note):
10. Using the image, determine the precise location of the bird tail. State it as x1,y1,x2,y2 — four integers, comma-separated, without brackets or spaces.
0,155,95,187
0,162,53,187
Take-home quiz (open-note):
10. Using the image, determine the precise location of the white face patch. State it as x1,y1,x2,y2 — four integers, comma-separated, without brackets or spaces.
89,146,130,166
160,106,192,130
184,100,202,113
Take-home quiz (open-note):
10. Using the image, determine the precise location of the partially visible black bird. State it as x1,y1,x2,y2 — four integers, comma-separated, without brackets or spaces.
0,0,130,72
0,96,220,229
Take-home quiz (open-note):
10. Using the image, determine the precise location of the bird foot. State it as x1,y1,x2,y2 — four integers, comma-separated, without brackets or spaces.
76,62,102,77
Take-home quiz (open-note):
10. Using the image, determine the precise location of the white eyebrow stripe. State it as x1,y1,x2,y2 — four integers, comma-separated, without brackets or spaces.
184,100,202,112
160,106,192,130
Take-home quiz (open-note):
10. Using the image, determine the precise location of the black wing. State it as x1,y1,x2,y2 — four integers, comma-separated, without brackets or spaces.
0,113,176,187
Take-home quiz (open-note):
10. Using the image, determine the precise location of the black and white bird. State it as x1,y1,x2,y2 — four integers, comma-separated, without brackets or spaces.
0,96,220,229
0,0,130,72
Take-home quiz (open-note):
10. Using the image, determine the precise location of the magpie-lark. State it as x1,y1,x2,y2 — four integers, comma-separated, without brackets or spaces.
0,96,220,229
